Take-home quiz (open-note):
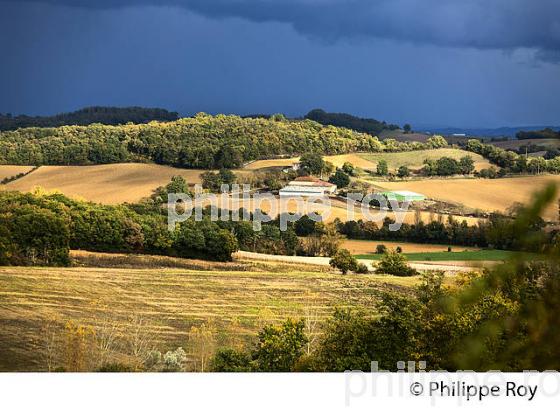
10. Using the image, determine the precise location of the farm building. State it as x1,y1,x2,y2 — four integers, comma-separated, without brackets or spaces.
380,190,426,202
280,176,337,197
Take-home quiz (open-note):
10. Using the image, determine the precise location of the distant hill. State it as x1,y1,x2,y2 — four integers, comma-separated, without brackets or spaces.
418,125,560,138
305,109,400,136
516,128,560,140
0,106,179,131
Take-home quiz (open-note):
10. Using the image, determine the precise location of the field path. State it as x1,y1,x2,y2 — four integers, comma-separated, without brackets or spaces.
235,251,476,273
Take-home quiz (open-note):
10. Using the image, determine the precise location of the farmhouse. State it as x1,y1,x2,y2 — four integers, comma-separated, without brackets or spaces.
279,176,337,197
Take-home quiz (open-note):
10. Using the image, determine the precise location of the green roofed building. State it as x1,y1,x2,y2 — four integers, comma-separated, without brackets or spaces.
380,190,426,202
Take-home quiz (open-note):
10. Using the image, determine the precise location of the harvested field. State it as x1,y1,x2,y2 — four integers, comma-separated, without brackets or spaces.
340,239,477,255
243,157,299,170
358,148,492,171
0,264,416,371
5,163,205,204
374,175,560,221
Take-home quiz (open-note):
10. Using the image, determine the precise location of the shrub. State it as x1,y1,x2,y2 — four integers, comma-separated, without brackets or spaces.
376,244,387,254
329,249,359,274
96,362,135,372
376,250,418,276
211,349,252,372
355,262,369,274
397,166,410,178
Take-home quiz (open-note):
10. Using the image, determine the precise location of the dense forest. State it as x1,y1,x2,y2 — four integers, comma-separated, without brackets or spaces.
516,127,560,140
305,109,400,136
0,176,309,266
0,113,442,169
0,106,179,131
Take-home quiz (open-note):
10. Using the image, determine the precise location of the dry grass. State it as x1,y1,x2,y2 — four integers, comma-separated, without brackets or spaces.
359,148,492,171
5,164,205,204
243,158,299,170
0,165,35,181
375,175,560,221
340,239,477,255
0,264,417,371
323,154,377,170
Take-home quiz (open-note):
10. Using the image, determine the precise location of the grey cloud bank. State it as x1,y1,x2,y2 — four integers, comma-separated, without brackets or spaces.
7,0,560,61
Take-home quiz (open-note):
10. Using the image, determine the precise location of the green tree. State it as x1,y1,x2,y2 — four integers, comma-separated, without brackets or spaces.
397,165,410,178
435,157,460,176
219,168,236,185
329,249,359,274
376,250,417,276
252,319,308,372
459,156,475,175
342,162,355,176
12,206,70,266
329,168,350,188
403,124,412,133
211,349,251,372
376,159,388,176
426,135,448,148
299,153,326,176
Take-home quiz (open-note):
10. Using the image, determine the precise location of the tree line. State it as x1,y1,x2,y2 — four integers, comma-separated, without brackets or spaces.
516,127,560,140
0,106,179,131
464,139,560,174
0,177,321,266
305,109,400,136
336,208,549,252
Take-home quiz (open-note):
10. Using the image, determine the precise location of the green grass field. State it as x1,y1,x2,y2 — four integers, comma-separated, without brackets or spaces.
357,249,521,261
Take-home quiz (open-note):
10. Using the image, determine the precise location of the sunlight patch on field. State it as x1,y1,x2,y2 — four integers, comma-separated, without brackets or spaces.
358,148,492,171
4,163,204,204
340,239,477,255
375,175,560,221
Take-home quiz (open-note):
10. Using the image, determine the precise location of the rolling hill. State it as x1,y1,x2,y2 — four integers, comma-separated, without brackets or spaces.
3,163,204,204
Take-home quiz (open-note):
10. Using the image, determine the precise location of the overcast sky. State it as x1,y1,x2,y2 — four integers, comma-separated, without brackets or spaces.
1,0,559,127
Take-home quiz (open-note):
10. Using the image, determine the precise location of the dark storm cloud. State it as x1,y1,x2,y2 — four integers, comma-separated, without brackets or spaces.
6,0,560,60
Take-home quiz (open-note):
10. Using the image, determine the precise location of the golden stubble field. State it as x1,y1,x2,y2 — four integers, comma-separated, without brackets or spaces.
0,165,35,181
358,148,492,172
0,262,417,371
340,239,477,255
3,163,206,204
375,175,560,221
